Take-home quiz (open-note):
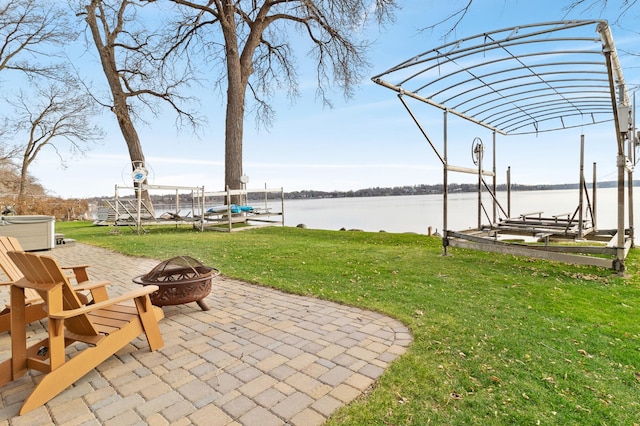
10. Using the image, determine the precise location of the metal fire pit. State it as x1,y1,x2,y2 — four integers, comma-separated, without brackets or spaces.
132,256,220,311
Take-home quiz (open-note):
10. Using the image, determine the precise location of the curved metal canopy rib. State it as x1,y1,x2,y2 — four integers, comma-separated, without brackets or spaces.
372,20,628,135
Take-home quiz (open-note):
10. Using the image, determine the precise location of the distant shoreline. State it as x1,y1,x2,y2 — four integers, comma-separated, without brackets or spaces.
284,180,638,200
84,180,639,203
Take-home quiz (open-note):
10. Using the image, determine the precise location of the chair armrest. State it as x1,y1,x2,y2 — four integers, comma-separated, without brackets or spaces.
61,265,90,283
61,264,90,270
49,285,159,319
74,280,110,303
74,280,110,292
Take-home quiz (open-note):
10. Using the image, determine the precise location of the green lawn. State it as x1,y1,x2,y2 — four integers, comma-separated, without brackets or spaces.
57,222,640,424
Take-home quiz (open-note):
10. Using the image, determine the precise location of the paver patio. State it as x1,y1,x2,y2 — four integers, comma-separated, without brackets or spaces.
0,242,411,425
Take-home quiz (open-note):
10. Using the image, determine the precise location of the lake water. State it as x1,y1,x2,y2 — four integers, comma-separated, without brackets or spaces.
282,187,635,234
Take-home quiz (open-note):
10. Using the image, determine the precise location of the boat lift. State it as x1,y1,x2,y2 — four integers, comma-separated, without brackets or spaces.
373,20,635,272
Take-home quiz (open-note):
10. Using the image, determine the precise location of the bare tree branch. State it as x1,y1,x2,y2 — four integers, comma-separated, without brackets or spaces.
562,0,638,25
79,0,206,214
3,78,104,209
170,0,397,193
418,0,472,40
0,0,75,80
82,0,203,128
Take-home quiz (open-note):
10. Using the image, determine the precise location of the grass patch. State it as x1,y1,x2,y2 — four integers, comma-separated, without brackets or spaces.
57,222,640,424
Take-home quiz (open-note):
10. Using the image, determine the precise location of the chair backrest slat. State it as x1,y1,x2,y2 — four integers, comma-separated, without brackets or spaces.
8,251,98,337
10,250,54,284
0,236,25,281
39,256,87,313
0,236,43,303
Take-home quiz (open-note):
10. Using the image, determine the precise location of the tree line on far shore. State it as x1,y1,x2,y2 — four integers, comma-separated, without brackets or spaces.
284,180,632,200
81,180,633,206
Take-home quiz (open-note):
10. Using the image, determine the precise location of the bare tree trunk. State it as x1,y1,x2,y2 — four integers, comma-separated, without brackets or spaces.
225,69,246,205
85,0,154,216
113,90,153,212
221,3,248,205
16,160,29,213
171,0,395,205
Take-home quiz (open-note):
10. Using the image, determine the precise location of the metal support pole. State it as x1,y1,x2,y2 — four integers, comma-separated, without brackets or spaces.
398,95,445,165
190,189,195,224
492,131,497,224
137,185,142,234
264,182,268,210
507,167,511,218
616,157,626,267
604,50,627,272
592,163,597,229
200,187,204,231
628,136,635,246
280,187,285,227
113,185,121,234
477,140,482,230
114,185,119,219
578,135,585,239
176,189,180,217
443,110,449,255
227,186,232,233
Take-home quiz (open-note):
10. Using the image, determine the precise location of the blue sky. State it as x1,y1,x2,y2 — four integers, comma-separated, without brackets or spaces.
23,0,640,198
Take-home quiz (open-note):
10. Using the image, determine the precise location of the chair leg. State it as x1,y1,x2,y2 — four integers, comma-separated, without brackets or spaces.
19,320,149,415
134,297,164,351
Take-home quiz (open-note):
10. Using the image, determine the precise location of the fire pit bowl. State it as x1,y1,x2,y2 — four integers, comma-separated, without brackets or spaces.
132,256,220,311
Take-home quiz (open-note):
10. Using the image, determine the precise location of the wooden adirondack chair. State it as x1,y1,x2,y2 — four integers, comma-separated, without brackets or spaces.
0,251,164,415
0,236,109,332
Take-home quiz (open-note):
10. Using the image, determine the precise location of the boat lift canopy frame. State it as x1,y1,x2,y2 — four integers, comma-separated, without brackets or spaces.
372,20,634,272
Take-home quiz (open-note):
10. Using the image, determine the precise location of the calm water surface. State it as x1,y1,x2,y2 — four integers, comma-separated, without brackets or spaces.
282,187,636,234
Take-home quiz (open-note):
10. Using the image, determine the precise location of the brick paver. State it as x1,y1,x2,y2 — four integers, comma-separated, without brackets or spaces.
0,242,411,424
